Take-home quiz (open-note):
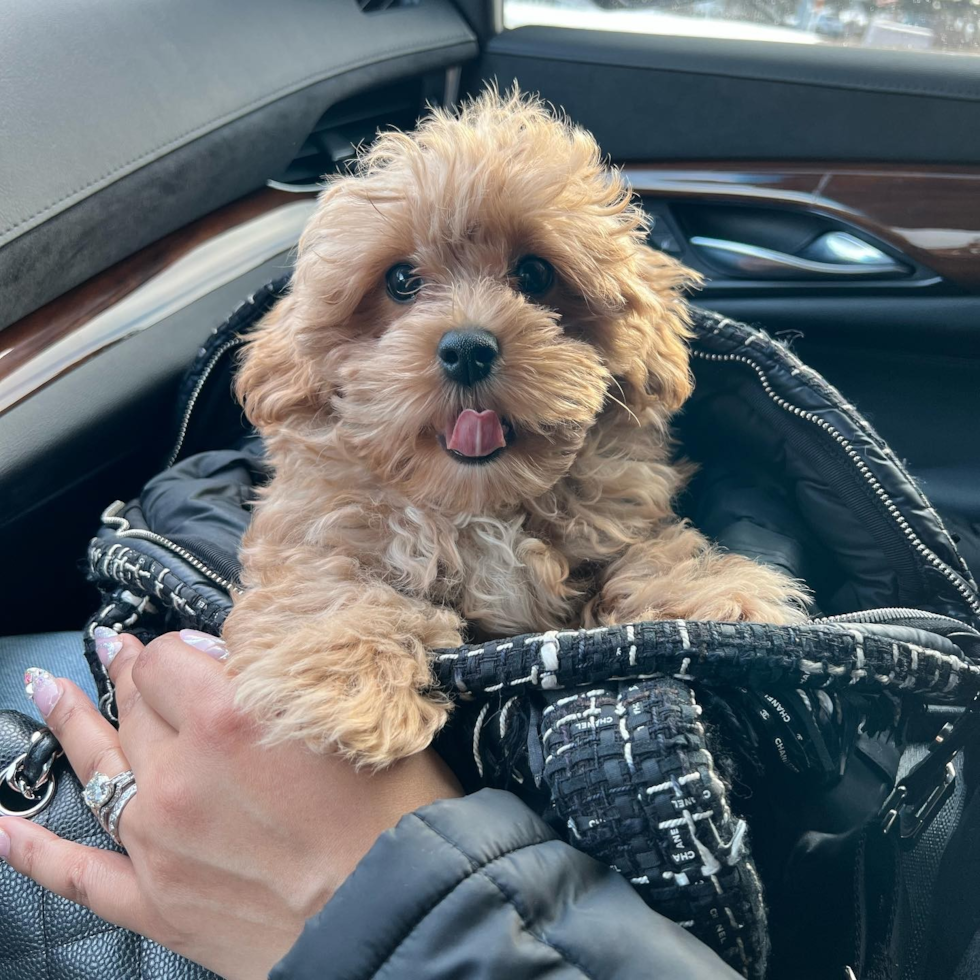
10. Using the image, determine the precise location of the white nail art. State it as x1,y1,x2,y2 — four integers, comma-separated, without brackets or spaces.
23,667,52,703
94,626,123,666
179,629,229,661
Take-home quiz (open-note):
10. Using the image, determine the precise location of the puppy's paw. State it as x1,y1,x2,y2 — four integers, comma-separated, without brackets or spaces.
226,626,453,769
234,664,453,768
325,683,453,769
726,590,810,626
606,552,810,627
670,555,810,625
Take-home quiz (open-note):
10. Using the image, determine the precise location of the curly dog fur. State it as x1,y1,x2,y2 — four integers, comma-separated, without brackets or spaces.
225,89,808,767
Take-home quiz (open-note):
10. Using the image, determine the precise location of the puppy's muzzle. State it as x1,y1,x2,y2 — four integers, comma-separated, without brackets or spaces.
438,328,499,387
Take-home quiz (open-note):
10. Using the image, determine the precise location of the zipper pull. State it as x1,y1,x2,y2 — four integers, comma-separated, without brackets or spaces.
879,692,980,846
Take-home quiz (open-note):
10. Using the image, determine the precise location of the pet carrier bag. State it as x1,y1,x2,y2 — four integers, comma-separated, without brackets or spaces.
2,276,978,980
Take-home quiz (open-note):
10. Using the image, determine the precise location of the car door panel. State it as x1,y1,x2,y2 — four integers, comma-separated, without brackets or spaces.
626,164,980,289
0,253,294,635
474,22,980,579
479,27,980,163
0,0,476,332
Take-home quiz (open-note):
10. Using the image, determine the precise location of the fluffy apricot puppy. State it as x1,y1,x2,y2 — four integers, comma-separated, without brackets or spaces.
225,90,807,768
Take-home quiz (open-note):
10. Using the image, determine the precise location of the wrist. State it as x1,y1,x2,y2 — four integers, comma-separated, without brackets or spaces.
300,750,463,916
391,749,464,813
349,752,463,865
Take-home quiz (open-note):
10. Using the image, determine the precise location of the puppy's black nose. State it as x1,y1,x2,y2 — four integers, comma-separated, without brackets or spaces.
438,328,499,387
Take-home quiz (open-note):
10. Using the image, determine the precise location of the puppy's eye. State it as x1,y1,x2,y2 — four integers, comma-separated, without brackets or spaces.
385,264,422,303
513,255,554,297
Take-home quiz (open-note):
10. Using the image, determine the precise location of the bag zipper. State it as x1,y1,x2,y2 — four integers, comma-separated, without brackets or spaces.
111,304,257,594
691,347,980,618
101,500,243,594
813,607,980,633
166,334,248,468
168,277,288,466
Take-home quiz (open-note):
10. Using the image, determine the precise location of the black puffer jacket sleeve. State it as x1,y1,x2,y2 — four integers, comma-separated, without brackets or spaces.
270,789,740,980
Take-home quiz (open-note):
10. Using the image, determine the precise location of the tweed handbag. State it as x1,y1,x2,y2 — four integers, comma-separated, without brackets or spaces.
3,279,979,980
80,282,980,977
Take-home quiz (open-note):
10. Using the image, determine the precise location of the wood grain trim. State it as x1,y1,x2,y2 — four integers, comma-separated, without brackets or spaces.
4,165,976,405
624,164,980,289
0,188,314,390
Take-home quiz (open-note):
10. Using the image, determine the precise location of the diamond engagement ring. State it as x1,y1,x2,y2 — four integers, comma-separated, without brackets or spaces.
82,770,137,846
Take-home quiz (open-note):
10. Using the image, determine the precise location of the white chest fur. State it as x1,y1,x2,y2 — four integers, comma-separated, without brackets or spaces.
378,507,586,636
453,515,579,635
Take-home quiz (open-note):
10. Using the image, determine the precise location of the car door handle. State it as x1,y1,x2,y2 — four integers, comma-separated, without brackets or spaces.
689,232,909,280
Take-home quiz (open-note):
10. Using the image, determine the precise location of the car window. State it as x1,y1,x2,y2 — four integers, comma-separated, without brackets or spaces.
504,0,980,54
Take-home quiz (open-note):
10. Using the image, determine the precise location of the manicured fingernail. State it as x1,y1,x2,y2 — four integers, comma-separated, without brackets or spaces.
0,826,10,860
24,668,61,717
93,626,123,666
180,629,229,661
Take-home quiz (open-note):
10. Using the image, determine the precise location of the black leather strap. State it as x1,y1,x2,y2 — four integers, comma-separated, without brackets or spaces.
21,727,61,788
862,828,906,980
925,779,980,978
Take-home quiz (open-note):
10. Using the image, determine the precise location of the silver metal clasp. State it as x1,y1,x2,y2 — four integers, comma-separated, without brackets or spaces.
879,761,956,845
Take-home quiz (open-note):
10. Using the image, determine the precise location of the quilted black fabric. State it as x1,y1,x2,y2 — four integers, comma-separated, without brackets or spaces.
0,711,215,980
681,317,977,623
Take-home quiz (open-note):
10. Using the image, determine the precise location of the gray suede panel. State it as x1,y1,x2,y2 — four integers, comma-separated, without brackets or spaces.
0,0,474,246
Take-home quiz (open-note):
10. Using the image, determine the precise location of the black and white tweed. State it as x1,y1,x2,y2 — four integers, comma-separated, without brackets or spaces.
539,678,769,978
84,539,980,978
432,618,980,978
431,620,980,705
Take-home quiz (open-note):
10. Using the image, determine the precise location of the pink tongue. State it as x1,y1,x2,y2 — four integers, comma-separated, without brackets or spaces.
446,409,506,457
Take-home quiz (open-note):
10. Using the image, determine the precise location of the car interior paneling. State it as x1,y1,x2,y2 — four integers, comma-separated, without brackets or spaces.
0,0,476,331
0,190,316,414
478,27,980,163
0,256,295,635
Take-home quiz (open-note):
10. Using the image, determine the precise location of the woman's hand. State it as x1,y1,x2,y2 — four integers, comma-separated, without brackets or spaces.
0,630,461,980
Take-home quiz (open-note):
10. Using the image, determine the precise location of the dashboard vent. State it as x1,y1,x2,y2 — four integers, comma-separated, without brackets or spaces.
271,76,436,188
358,0,420,11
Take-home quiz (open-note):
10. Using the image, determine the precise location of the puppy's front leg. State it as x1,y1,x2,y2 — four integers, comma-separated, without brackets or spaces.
595,523,808,626
223,568,464,769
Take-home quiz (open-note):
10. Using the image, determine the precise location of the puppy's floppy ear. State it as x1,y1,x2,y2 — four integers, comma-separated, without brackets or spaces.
628,248,698,416
235,295,322,431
